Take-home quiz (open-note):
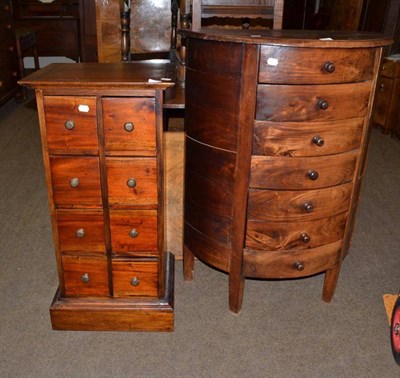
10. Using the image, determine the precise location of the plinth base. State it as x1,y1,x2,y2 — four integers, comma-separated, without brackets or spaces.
50,252,174,331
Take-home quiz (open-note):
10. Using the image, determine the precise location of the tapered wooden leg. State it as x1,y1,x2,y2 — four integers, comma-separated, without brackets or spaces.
229,273,245,314
183,245,194,281
322,265,341,302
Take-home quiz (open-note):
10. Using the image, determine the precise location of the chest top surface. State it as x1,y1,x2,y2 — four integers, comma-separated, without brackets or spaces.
19,62,176,90
180,29,392,48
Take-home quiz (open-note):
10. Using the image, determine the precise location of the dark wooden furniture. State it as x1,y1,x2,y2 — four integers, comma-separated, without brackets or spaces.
15,29,39,99
191,0,284,30
20,63,175,331
372,57,400,136
13,0,80,61
0,0,19,106
181,28,391,313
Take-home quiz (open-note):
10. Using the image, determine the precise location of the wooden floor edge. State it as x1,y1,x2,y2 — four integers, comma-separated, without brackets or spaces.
49,252,175,332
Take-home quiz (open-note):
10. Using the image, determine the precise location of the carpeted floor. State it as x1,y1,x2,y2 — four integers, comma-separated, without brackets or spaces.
1,94,399,377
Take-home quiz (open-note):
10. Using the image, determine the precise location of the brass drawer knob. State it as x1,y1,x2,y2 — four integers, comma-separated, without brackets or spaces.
81,273,90,283
294,261,305,271
307,170,319,181
70,177,80,188
312,135,324,147
65,120,75,130
124,122,134,132
76,228,85,238
130,276,140,287
129,229,138,238
323,61,335,73
303,202,313,213
379,83,385,92
127,178,136,188
318,99,329,110
300,233,310,243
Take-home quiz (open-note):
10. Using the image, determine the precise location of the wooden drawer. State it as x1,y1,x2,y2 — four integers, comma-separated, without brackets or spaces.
247,183,352,222
50,156,102,208
259,46,375,84
106,157,157,207
250,150,358,190
112,259,158,297
103,97,156,156
62,255,109,297
253,118,364,157
56,209,106,253
380,59,400,79
110,210,158,255
246,213,347,251
256,82,371,122
243,240,341,279
43,96,98,154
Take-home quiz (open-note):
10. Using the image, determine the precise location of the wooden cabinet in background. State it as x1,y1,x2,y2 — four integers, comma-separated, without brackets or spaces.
0,0,19,105
181,29,391,313
372,57,400,137
20,62,176,331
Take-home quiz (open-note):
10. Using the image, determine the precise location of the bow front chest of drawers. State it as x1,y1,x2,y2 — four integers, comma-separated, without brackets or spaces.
20,63,175,331
181,29,392,313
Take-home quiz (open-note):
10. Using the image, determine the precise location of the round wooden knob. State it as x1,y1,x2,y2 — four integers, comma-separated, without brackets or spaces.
307,170,319,181
312,135,324,147
318,100,329,110
323,61,335,73
294,261,305,271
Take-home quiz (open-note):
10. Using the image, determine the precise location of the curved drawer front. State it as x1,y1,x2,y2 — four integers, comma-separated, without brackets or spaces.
103,97,156,156
106,157,157,207
243,240,342,279
50,156,102,208
248,183,352,222
62,255,109,297
112,259,158,297
259,46,375,84
44,96,98,154
256,82,371,122
253,118,364,157
250,150,357,190
56,209,106,253
110,210,158,256
246,212,347,251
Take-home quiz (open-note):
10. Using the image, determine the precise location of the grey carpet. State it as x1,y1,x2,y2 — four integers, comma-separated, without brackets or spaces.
1,94,399,377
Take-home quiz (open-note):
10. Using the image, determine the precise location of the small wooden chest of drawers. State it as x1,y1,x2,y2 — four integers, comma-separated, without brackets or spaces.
181,29,391,313
20,63,175,331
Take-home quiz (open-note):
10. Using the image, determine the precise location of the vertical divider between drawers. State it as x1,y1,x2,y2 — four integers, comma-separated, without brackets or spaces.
96,95,113,297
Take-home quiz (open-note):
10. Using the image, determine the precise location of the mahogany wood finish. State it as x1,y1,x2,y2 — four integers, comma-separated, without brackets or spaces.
182,28,391,313
20,63,175,331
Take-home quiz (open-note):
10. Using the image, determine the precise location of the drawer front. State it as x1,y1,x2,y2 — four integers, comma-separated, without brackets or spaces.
103,97,156,155
246,213,347,251
110,210,158,255
112,259,158,297
56,209,106,253
371,76,393,127
256,82,371,122
248,183,352,222
62,255,109,297
253,118,364,157
50,156,102,208
106,157,157,207
43,96,98,154
243,240,341,279
380,60,400,79
250,151,358,190
259,46,375,84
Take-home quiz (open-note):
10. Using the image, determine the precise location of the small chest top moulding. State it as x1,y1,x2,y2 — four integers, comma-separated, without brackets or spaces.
180,28,392,313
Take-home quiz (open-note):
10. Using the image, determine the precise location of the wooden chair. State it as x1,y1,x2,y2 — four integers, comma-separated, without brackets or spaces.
191,0,284,30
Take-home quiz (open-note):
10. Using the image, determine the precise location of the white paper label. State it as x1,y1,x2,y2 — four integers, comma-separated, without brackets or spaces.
267,58,279,66
78,104,90,113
